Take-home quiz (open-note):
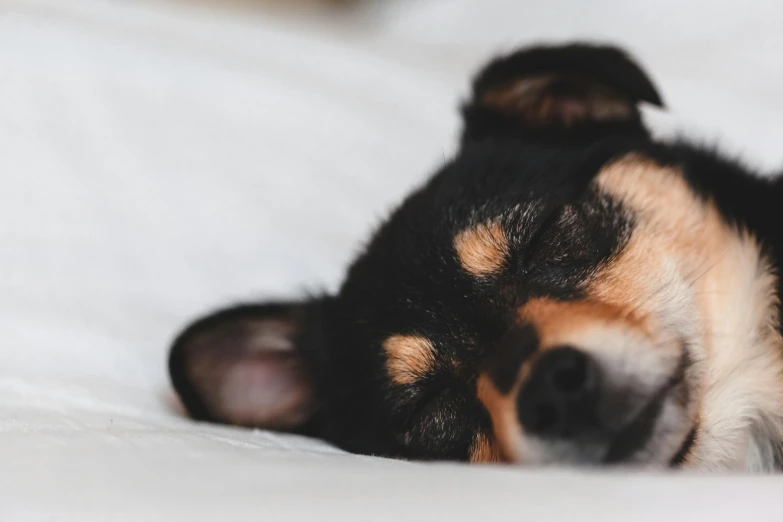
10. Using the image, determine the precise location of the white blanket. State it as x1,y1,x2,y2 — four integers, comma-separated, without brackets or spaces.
2,0,783,519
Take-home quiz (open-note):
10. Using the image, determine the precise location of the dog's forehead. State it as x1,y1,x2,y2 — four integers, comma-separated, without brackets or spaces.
337,142,619,339
422,142,594,216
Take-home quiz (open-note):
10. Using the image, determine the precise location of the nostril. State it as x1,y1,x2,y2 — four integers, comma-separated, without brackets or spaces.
529,401,560,433
548,347,591,395
517,346,599,437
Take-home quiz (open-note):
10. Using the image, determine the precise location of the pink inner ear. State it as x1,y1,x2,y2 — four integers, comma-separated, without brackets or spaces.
220,355,312,429
245,319,297,353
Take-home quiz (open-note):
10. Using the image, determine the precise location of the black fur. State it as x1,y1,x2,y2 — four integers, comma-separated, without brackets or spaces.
483,324,539,395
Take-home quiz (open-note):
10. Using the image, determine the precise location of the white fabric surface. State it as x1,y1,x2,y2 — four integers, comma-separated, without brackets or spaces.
2,0,783,519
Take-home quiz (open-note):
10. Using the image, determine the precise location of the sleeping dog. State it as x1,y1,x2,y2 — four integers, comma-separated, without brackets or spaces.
168,44,783,472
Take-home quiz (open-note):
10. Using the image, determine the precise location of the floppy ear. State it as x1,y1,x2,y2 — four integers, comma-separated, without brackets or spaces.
168,299,326,431
462,43,664,141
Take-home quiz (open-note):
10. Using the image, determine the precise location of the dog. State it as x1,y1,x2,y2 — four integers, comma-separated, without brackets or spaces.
168,43,783,472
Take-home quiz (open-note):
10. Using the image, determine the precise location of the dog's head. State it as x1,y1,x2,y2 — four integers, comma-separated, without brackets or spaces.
169,44,783,470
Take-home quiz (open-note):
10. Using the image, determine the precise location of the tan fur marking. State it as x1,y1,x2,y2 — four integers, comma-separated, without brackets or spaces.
468,432,503,463
518,298,657,348
454,221,508,277
590,155,730,316
383,335,436,386
594,155,783,470
476,373,523,462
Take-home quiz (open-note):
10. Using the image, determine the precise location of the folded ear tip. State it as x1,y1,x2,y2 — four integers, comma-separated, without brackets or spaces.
576,43,666,109
646,88,665,108
633,80,664,108
470,42,666,122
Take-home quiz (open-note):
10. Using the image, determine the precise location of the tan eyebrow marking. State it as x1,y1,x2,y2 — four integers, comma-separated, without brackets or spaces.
453,221,509,277
383,335,436,386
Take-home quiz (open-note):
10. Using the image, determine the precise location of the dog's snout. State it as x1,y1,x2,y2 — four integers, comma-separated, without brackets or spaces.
478,299,689,465
517,347,600,437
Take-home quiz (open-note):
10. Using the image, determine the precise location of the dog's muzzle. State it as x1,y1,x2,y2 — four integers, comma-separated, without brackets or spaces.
477,319,694,467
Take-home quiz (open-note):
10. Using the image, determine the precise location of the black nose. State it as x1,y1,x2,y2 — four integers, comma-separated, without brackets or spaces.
517,346,600,438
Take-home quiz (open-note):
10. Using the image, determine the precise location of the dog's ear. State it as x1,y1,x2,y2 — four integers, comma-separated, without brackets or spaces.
462,43,663,141
169,299,327,432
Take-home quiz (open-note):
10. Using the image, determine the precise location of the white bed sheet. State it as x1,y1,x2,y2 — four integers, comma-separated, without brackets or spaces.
1,0,783,519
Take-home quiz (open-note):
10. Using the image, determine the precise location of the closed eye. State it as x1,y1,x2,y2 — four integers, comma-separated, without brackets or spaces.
402,385,476,461
523,204,572,269
521,203,601,281
404,377,451,428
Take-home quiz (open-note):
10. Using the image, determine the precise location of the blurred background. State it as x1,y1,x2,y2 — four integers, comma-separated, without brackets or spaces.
1,0,782,414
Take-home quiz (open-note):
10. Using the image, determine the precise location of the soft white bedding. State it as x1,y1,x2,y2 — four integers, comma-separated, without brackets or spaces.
2,0,783,519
